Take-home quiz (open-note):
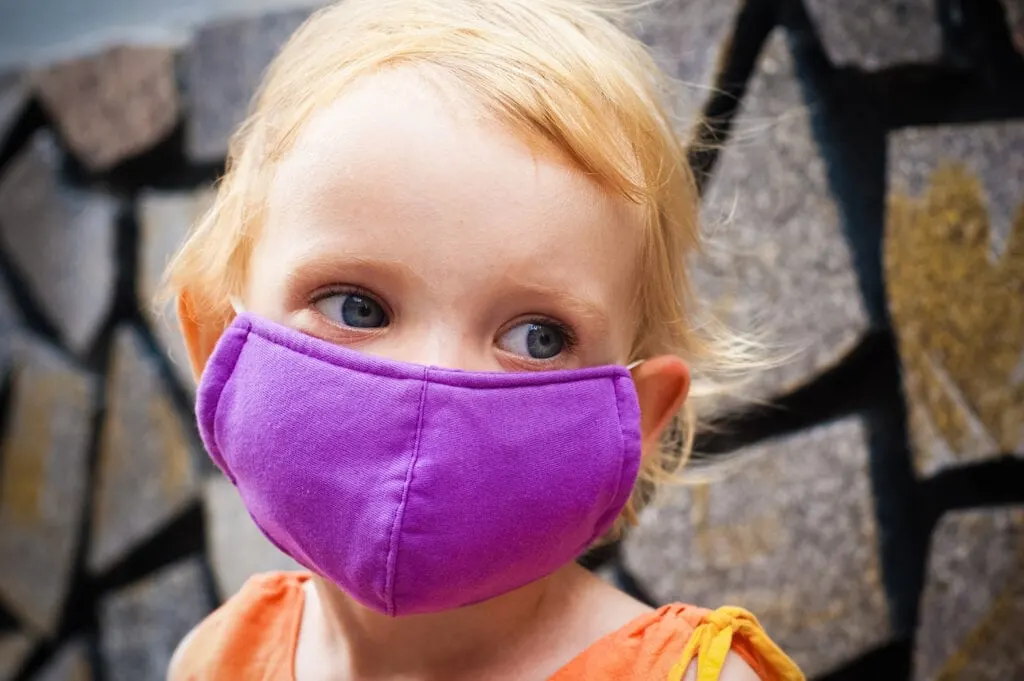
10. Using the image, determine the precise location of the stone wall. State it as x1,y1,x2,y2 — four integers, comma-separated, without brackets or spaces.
0,1,1022,679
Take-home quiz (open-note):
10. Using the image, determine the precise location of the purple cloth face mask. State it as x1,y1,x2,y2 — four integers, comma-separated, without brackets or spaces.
196,314,642,617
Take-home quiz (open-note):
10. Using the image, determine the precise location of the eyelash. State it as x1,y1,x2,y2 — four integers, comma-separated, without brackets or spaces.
310,285,390,314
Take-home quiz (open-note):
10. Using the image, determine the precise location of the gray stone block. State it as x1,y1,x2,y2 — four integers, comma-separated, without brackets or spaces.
184,8,317,161
805,0,942,69
886,122,1024,475
30,640,90,681
99,558,210,681
0,132,118,354
137,190,216,394
632,0,743,120
1006,0,1024,55
0,632,34,681
204,474,301,599
623,417,890,677
696,32,869,401
0,72,27,144
32,46,179,171
914,507,1024,681
0,336,97,635
88,327,199,573
0,277,20,376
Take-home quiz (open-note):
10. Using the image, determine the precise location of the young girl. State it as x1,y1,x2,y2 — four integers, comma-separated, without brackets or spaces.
163,0,804,679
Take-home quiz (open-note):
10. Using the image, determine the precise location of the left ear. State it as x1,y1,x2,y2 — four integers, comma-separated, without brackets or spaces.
631,355,691,453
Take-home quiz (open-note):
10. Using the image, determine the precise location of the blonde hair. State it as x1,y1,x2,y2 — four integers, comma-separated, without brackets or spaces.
164,0,754,531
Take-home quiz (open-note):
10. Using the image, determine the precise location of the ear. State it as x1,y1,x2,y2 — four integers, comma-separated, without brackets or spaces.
178,290,231,381
631,355,690,453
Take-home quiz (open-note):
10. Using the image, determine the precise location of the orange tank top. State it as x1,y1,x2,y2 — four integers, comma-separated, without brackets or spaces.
172,572,804,681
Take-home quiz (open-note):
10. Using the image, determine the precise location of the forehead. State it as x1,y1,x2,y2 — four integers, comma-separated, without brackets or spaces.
262,68,642,308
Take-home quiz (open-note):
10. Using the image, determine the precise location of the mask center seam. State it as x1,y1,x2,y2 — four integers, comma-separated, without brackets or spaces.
382,367,430,615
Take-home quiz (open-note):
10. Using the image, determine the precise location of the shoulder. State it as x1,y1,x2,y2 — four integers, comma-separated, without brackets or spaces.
574,602,803,681
666,605,805,681
167,571,310,681
678,652,762,681
167,625,202,681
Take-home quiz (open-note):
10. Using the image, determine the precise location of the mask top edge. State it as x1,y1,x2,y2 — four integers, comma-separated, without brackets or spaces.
228,313,635,389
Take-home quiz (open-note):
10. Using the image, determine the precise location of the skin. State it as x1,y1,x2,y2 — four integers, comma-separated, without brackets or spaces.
174,68,758,681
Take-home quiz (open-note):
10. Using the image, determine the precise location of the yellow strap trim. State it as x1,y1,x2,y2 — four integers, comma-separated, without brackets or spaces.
667,607,805,681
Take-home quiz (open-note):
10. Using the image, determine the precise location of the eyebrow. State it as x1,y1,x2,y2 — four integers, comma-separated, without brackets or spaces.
283,251,418,287
503,279,612,333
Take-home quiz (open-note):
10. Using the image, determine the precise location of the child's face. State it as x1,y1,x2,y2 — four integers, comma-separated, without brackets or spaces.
244,68,644,372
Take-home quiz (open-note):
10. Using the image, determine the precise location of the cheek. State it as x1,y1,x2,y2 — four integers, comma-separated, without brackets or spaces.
242,243,293,323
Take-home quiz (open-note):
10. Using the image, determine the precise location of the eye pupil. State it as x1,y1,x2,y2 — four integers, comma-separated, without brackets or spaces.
525,323,564,359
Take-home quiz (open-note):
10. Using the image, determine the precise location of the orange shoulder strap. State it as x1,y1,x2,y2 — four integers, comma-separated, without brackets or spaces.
551,604,803,681
172,571,309,681
667,606,804,681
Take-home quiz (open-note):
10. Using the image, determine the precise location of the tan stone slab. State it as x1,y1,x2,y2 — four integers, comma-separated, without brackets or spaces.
0,632,34,681
88,327,199,573
138,190,216,394
623,417,890,677
99,558,210,681
204,474,301,598
805,0,942,69
887,122,1024,475
30,640,90,681
32,46,179,171
696,33,869,401
914,507,1024,681
0,336,96,636
0,132,118,354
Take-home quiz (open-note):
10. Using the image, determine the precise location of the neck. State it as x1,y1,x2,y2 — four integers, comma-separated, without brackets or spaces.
309,565,578,679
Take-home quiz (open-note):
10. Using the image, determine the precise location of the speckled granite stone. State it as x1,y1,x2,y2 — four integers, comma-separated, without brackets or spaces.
99,558,210,681
913,507,1024,681
183,8,317,161
30,640,90,681
0,632,34,681
137,190,216,394
1005,0,1024,55
887,122,1024,475
632,0,743,121
695,32,869,401
805,0,942,69
0,132,118,354
32,46,179,171
88,327,199,573
623,417,889,677
0,72,27,143
0,277,19,377
0,336,96,635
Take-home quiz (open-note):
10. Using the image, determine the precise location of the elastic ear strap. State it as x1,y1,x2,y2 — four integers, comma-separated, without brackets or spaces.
229,297,246,314
626,359,645,371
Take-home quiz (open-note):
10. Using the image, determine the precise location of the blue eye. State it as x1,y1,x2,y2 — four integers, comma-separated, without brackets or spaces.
315,292,389,329
498,322,567,360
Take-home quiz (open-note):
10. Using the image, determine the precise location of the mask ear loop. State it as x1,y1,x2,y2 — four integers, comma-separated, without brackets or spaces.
626,359,645,371
229,296,246,315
